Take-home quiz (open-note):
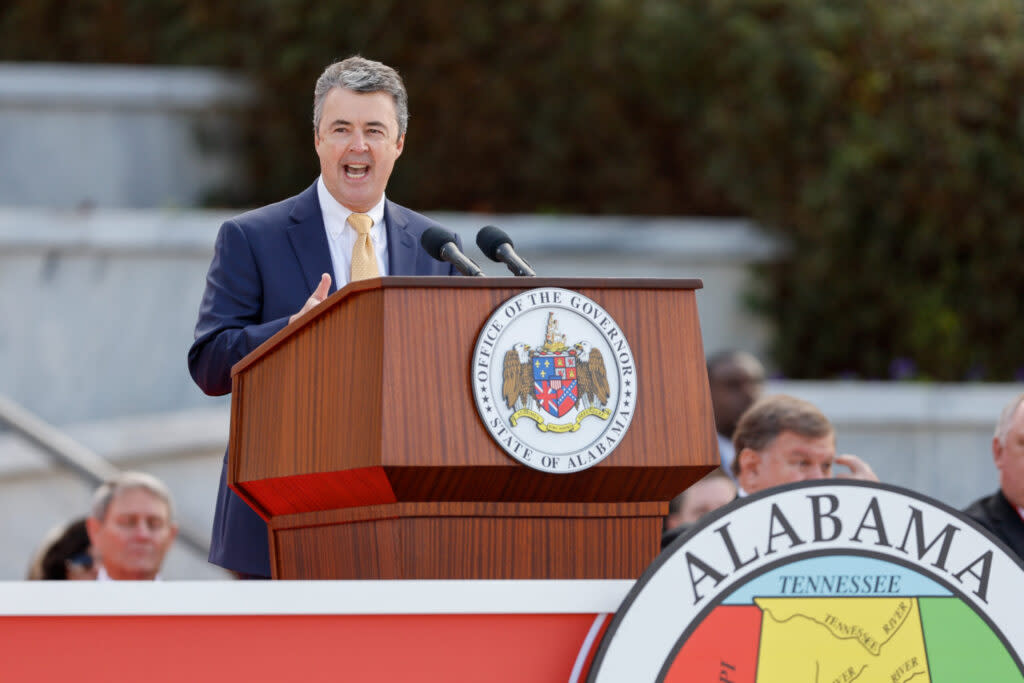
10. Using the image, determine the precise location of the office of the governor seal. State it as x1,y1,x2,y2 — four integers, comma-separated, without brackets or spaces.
471,287,636,474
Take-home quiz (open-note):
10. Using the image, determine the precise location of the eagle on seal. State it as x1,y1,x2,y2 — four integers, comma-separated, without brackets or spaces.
502,343,533,410
574,341,610,407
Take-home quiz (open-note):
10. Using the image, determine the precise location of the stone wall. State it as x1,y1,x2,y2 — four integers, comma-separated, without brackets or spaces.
0,207,773,425
0,63,250,209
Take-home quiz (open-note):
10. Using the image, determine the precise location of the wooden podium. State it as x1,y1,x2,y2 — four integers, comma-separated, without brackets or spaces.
228,277,718,579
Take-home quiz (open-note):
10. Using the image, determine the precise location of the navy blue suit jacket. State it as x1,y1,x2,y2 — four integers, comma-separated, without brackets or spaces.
188,182,458,576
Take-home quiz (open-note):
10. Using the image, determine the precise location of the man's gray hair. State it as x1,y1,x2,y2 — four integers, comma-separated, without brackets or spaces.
313,56,409,138
994,393,1024,445
731,394,834,476
90,471,175,522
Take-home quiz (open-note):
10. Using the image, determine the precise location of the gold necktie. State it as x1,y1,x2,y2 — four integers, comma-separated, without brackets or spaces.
348,213,379,281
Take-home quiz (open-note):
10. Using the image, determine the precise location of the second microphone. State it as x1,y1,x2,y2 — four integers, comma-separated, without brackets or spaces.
421,227,486,277
476,225,537,277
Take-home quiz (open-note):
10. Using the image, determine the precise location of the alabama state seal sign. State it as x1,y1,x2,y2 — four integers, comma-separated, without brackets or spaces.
471,287,637,474
586,480,1024,682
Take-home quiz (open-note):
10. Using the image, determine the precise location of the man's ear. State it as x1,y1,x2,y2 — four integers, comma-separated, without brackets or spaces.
737,448,761,487
85,516,100,546
993,436,1005,471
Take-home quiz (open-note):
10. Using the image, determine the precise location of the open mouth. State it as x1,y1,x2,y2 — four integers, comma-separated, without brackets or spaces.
345,164,369,179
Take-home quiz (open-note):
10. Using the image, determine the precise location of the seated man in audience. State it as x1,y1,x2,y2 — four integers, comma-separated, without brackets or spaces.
707,350,765,479
732,394,877,495
86,471,178,581
662,468,737,548
964,393,1024,560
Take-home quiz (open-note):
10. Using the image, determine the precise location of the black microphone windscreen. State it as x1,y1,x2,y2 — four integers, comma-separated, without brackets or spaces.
421,226,458,260
476,225,513,261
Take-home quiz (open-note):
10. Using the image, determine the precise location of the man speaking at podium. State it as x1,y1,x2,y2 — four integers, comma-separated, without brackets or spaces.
189,56,460,578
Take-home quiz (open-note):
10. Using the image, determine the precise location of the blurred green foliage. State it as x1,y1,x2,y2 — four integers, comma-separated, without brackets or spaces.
661,0,1024,380
4,0,1023,379
0,0,728,214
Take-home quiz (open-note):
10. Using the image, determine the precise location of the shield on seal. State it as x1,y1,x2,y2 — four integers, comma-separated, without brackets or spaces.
532,351,578,417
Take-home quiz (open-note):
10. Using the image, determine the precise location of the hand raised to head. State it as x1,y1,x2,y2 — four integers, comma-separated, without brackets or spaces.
289,273,331,325
834,454,879,482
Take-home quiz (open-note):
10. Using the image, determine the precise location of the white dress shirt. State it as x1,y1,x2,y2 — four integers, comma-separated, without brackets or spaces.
96,565,161,581
718,432,738,482
316,176,389,287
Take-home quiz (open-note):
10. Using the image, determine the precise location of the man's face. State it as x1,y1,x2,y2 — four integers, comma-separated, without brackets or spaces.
314,88,404,213
994,402,1024,508
679,477,736,525
87,488,177,580
738,430,835,494
709,354,765,438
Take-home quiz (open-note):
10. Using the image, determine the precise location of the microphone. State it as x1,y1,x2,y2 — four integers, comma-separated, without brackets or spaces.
476,225,536,277
421,227,486,277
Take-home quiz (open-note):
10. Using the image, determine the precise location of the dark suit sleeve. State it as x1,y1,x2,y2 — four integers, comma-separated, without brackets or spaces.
188,219,290,396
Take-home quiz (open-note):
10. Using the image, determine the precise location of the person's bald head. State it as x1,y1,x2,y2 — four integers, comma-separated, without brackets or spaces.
665,468,736,531
993,393,1024,508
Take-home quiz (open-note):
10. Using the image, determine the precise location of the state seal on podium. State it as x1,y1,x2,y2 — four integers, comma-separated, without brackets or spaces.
471,287,637,473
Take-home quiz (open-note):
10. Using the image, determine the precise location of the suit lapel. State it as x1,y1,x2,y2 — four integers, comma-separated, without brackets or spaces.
286,183,338,295
994,491,1024,556
384,200,420,275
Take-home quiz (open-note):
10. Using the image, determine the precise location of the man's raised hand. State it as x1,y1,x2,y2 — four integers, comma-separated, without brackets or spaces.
834,454,879,482
289,273,331,325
